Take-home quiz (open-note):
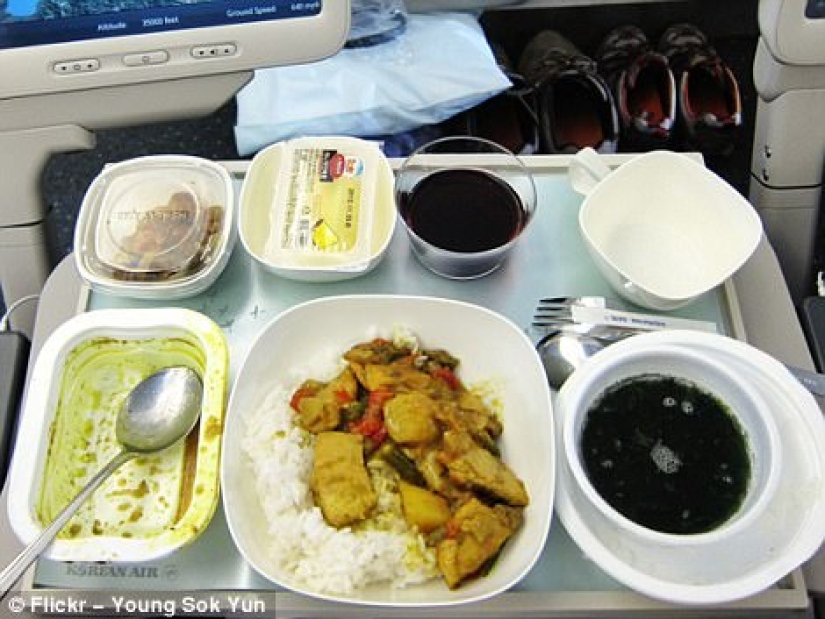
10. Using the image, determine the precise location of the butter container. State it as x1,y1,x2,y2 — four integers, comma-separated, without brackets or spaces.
239,136,396,282
74,155,235,299
6,308,229,562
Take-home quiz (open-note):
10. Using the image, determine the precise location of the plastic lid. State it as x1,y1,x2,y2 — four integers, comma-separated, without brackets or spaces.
96,176,207,274
78,157,229,285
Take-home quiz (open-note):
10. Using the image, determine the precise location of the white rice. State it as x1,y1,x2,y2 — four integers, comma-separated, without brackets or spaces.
242,364,439,594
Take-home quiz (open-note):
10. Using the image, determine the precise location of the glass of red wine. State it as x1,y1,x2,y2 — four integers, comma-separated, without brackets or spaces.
395,136,537,279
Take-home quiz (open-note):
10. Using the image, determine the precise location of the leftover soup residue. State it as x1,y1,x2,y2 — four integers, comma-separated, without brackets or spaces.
37,336,204,541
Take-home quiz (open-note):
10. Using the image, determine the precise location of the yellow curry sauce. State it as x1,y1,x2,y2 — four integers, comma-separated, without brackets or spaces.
37,336,205,541
290,337,528,589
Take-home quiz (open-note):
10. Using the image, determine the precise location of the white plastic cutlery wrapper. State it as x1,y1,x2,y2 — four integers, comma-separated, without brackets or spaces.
565,303,825,398
569,305,718,333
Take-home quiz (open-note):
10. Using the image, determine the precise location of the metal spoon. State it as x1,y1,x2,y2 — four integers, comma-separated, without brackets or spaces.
536,327,825,396
0,366,203,595
536,329,615,391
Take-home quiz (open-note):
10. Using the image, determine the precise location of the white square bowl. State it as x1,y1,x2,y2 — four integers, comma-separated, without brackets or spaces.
221,295,554,606
576,150,763,310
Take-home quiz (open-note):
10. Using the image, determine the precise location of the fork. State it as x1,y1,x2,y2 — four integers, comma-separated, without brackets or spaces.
533,297,825,397
536,295,608,311
533,297,718,333
533,296,607,326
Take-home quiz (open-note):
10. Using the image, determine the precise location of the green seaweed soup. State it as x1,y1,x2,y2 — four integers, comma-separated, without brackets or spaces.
581,374,751,535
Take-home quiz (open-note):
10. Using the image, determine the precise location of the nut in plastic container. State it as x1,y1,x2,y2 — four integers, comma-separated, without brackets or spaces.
74,155,235,299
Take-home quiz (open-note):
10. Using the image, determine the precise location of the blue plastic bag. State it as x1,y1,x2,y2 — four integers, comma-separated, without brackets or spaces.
234,13,511,156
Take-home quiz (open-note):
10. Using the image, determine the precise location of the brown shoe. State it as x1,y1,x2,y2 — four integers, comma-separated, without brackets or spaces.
456,42,540,155
658,23,742,156
596,25,676,152
518,30,619,154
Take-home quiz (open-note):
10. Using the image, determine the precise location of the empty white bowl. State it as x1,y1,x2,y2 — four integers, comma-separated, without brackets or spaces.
571,149,763,310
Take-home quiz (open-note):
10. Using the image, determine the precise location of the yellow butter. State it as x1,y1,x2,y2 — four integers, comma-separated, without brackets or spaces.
264,137,379,267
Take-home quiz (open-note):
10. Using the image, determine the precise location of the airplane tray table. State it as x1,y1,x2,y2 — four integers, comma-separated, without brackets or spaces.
7,157,813,617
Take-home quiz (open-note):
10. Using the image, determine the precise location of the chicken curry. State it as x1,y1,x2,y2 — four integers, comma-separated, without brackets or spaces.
289,336,529,589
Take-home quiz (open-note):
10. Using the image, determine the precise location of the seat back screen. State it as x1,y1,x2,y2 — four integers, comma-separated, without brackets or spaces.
1,0,322,48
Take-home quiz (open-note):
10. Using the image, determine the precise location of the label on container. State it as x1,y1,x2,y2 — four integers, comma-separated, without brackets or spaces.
280,147,365,253
262,137,379,268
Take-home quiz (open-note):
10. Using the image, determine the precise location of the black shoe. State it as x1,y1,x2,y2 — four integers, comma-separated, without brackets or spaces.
658,23,742,156
596,25,676,152
518,30,619,154
458,42,540,155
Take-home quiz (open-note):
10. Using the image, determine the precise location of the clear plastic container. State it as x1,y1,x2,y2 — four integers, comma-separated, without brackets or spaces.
74,155,235,299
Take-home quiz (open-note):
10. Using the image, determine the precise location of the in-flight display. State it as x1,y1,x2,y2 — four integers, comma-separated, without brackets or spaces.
1,0,322,48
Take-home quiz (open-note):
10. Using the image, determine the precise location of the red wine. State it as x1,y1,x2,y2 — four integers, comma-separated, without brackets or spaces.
400,169,526,253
